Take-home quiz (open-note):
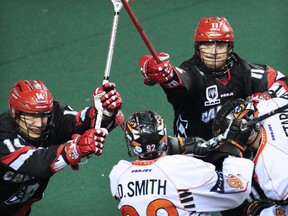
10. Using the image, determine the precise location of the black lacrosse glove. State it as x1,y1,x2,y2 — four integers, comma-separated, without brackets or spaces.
220,118,251,157
245,199,275,216
210,118,251,168
166,136,209,157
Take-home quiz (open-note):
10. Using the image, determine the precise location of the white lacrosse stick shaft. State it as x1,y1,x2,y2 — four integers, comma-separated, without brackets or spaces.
94,91,105,129
103,0,126,85
94,0,126,129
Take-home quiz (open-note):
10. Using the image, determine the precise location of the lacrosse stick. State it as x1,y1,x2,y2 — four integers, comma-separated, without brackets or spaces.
202,102,288,149
94,0,126,129
120,0,161,63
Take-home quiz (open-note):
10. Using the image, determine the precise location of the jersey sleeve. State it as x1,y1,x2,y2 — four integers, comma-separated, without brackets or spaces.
266,66,288,89
0,141,67,179
259,204,288,216
162,67,198,122
160,155,254,212
249,63,288,93
51,101,78,144
192,157,254,212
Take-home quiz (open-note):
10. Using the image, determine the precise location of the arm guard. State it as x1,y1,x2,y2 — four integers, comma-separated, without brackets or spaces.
166,136,208,156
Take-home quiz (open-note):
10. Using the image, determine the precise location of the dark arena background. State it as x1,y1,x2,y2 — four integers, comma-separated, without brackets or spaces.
1,0,287,215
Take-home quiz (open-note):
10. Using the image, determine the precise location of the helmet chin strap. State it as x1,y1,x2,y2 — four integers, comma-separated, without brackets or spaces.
205,53,234,77
197,59,229,77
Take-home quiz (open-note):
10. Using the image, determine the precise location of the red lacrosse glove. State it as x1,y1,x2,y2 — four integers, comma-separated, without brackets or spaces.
93,82,123,110
139,52,174,85
115,110,125,129
65,128,108,169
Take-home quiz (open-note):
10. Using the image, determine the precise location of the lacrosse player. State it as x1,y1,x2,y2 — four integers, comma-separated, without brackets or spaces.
0,80,123,215
139,16,288,141
213,96,288,215
109,110,254,215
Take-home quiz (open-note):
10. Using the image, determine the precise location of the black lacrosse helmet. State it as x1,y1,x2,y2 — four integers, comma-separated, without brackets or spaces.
125,110,167,160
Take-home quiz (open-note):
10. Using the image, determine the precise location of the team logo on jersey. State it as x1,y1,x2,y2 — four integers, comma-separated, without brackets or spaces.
204,85,220,106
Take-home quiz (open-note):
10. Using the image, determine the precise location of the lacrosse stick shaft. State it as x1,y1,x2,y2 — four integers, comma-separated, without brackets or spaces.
103,11,120,84
120,0,161,63
95,0,124,129
247,103,288,126
201,133,227,149
94,107,103,129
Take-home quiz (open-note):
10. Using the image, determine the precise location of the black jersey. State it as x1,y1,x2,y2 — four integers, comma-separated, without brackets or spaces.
162,53,288,140
0,101,99,215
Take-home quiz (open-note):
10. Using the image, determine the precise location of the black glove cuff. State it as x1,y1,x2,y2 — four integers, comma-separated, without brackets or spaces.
226,139,246,152
245,199,275,216
166,137,185,155
161,67,181,88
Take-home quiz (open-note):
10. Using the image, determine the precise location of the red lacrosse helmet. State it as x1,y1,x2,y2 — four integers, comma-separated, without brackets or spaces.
9,80,54,145
194,16,234,43
9,80,53,114
194,17,235,75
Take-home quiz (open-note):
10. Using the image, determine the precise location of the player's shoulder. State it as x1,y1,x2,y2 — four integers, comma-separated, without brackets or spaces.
0,112,16,139
111,160,132,171
0,112,12,126
158,154,206,166
53,100,74,112
112,159,131,167
234,53,268,72
109,160,132,178
157,155,217,186
257,97,288,116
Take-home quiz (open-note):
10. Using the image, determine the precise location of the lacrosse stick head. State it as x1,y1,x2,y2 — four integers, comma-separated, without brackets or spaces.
212,98,257,137
111,0,127,12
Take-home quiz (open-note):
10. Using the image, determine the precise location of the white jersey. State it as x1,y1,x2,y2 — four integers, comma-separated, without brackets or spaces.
255,97,288,201
259,205,288,216
109,155,253,216
253,97,288,215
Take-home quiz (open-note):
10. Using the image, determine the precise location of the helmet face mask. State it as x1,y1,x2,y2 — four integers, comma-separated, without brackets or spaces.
194,17,234,75
125,111,167,160
198,41,230,71
15,111,52,141
9,80,54,145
